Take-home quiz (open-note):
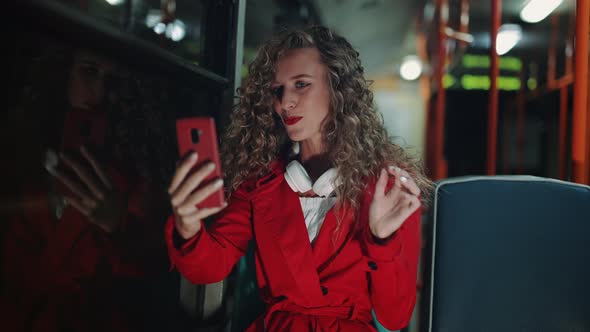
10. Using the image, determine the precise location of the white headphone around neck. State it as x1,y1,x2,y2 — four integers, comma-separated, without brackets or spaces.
284,160,339,197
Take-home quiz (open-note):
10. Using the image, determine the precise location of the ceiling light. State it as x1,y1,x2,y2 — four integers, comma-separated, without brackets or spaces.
154,23,166,35
496,24,522,55
105,0,125,5
400,56,423,81
166,20,186,42
520,0,563,23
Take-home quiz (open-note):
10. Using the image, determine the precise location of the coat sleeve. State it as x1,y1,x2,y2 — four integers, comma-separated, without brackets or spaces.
165,184,253,284
360,177,422,331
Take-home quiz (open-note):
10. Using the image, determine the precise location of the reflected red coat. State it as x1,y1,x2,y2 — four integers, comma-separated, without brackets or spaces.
166,160,421,331
2,168,165,332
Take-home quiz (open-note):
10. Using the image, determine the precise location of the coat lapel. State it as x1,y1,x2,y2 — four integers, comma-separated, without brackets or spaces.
252,165,324,304
310,203,356,274
251,160,361,305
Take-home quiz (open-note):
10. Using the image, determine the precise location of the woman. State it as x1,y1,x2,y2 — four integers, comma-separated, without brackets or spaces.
166,26,432,331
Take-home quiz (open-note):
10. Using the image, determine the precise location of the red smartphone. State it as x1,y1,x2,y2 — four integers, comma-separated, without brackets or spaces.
176,117,225,209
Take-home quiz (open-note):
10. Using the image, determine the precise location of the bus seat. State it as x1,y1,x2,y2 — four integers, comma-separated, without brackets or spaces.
422,176,590,331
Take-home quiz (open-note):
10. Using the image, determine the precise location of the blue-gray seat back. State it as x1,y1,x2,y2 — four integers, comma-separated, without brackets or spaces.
424,176,590,331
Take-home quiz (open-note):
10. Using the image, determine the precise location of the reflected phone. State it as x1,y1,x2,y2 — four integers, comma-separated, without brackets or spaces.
176,117,225,209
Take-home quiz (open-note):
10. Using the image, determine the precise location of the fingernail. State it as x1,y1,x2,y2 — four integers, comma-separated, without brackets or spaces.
44,164,56,175
190,153,197,161
45,150,59,168
207,162,216,171
214,179,224,188
400,176,408,183
389,165,401,173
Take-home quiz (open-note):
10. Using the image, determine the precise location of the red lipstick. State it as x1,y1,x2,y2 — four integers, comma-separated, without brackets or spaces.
284,116,303,125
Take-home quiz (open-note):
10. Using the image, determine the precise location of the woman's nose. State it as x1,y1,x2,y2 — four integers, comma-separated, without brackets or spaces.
281,91,297,110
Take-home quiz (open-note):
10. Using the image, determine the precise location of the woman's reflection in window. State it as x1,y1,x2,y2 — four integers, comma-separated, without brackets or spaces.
2,46,173,332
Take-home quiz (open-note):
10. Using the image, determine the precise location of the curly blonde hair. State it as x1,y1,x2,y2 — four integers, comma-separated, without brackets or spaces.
221,26,433,209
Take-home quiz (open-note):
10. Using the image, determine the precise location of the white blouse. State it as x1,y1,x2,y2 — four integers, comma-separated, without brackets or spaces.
299,196,337,243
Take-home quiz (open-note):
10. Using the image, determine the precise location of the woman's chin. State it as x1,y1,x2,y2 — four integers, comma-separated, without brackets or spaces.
285,130,305,142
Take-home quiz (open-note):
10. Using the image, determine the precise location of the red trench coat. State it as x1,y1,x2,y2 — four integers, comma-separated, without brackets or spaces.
166,160,421,331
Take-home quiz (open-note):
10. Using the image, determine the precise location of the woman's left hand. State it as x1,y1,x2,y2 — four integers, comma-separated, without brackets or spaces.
46,146,127,233
368,166,421,239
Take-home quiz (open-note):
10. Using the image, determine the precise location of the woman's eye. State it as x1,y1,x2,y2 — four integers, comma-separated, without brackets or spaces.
271,86,283,98
295,81,309,89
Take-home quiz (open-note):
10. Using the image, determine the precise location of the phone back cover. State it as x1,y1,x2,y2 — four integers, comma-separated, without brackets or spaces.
176,117,224,209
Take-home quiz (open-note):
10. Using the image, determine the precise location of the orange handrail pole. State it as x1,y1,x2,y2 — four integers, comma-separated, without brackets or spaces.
486,0,501,175
585,1,590,184
587,45,590,183
548,15,559,89
572,0,590,184
459,0,470,48
559,86,569,179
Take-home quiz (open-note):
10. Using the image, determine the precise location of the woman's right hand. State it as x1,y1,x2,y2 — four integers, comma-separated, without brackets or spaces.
168,153,227,240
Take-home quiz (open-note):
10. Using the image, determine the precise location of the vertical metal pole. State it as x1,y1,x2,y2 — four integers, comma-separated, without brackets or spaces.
233,0,247,92
559,86,569,179
566,0,575,78
459,0,470,48
548,15,559,88
587,45,590,184
486,0,501,175
517,69,526,174
501,97,510,173
434,0,449,180
549,13,568,179
572,0,589,184
587,54,590,184
416,19,432,176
